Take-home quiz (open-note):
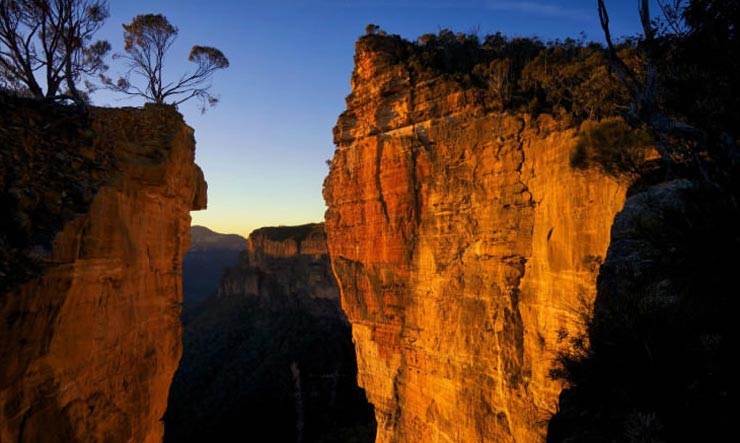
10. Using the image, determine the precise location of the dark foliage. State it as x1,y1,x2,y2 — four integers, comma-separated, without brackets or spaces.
0,93,112,292
164,289,375,443
548,1,738,441
548,183,737,443
356,28,630,123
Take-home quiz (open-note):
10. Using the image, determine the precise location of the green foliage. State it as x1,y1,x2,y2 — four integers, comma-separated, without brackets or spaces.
570,118,654,176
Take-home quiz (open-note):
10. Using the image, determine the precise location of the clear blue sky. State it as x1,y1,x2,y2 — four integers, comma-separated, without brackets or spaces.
91,1,645,237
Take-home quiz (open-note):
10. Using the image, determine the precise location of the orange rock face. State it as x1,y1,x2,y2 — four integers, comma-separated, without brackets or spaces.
218,223,340,304
0,105,206,443
323,41,629,442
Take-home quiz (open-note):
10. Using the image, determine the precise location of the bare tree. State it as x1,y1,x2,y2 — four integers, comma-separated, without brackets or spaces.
0,0,109,105
103,13,229,112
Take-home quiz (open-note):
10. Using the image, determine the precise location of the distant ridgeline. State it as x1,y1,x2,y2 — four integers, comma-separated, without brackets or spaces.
182,225,245,310
165,223,376,443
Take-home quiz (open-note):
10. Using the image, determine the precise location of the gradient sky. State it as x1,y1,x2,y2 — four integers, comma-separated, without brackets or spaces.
91,1,645,237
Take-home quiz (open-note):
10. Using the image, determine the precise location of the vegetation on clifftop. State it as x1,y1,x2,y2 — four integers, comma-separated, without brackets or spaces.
0,94,110,291
357,27,632,123
355,27,660,178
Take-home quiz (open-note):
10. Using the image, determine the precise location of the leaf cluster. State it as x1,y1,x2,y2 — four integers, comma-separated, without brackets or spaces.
570,117,654,177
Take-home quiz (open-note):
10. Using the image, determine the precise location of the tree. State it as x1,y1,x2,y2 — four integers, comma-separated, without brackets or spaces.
0,0,110,105
364,23,379,35
104,13,229,112
596,0,739,179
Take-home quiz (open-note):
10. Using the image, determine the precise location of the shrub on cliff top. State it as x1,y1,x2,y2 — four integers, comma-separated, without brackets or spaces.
356,28,630,122
570,118,653,177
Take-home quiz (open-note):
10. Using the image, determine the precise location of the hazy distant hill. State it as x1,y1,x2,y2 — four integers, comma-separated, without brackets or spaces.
182,226,245,309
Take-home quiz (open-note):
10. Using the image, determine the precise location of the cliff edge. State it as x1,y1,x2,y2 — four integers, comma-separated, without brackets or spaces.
0,97,206,443
323,35,630,442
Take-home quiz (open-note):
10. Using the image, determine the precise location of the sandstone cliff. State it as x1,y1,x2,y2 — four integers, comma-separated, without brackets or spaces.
217,223,340,310
323,35,630,442
0,98,206,443
165,223,375,443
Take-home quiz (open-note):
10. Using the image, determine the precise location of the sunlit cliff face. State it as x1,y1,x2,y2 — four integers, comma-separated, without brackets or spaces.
0,102,206,443
323,39,629,443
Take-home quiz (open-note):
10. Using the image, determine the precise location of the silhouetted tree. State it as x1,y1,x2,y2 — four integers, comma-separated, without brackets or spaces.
597,0,739,179
364,23,379,35
0,0,110,106
103,13,229,112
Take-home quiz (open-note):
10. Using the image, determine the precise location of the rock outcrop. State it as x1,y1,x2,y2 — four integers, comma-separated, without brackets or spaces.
323,36,630,442
165,223,375,443
217,223,340,309
0,99,206,443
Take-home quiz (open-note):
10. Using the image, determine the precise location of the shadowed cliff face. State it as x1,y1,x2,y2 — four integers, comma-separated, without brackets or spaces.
165,223,376,443
0,98,206,443
546,179,737,442
323,38,630,442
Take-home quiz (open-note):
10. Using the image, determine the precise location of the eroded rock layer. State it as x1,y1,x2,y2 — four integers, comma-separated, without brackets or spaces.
0,102,206,443
323,38,628,442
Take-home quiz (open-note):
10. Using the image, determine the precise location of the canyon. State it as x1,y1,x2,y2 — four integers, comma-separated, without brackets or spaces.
0,99,206,443
1,27,733,443
165,223,375,443
323,35,632,442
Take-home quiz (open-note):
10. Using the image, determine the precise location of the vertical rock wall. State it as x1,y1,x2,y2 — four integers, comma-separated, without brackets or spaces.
0,103,206,443
323,40,628,442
